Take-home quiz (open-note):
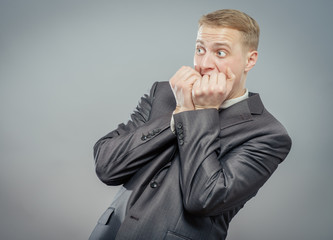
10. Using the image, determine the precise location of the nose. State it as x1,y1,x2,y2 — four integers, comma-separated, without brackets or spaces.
200,52,216,74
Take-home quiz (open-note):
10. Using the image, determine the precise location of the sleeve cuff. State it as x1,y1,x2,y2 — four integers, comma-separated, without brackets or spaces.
170,113,176,134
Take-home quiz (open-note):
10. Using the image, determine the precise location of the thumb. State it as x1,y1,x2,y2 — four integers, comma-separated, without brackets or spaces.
226,67,235,80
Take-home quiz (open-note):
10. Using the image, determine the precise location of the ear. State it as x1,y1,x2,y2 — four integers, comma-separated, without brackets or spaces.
245,50,258,72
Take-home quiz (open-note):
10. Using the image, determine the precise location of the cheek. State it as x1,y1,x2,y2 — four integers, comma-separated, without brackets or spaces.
215,59,228,75
216,64,227,74
220,58,243,76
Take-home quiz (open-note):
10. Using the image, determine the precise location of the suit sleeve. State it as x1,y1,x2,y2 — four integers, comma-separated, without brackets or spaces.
173,108,292,216
94,82,176,186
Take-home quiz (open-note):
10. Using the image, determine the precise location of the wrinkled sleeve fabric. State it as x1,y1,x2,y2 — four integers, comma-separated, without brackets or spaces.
94,82,176,186
173,108,292,217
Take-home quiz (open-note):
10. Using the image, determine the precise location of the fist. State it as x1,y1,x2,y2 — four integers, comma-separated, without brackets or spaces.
169,66,202,113
192,67,235,110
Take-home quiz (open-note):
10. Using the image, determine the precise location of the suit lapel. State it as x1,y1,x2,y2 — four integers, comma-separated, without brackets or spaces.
219,93,264,130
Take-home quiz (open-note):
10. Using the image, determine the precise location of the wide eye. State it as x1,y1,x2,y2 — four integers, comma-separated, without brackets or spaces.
196,47,205,55
217,50,226,57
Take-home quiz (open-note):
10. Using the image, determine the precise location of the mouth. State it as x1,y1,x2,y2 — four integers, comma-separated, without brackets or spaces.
200,71,218,76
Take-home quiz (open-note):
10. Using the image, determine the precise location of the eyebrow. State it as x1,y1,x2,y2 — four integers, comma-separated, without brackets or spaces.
196,40,231,49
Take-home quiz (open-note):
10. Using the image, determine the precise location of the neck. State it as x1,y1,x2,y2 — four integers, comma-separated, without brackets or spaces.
228,87,246,99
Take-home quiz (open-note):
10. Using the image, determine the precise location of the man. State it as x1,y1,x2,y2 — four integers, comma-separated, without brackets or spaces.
90,9,292,240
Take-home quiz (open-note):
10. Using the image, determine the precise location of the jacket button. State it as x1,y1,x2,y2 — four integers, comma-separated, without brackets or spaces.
176,122,183,129
179,139,184,145
153,129,161,134
141,134,147,141
178,133,184,140
150,181,158,188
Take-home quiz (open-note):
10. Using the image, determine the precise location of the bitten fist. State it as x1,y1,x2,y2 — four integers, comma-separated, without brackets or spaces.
169,66,202,113
192,67,235,110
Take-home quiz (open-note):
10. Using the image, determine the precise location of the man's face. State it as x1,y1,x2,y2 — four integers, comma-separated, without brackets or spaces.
194,25,254,98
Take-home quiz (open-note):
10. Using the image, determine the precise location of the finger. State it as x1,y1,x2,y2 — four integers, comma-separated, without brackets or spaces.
226,67,235,88
188,75,202,90
201,75,209,87
177,67,201,84
192,78,201,98
175,66,192,81
225,67,235,97
209,72,218,85
170,66,193,87
186,68,202,81
193,76,201,88
217,72,227,94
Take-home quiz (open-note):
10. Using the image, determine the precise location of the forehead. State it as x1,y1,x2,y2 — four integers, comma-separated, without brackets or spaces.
196,26,242,46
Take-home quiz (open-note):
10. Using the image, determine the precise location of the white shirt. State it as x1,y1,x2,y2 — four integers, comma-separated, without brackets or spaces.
220,89,249,109
170,89,249,133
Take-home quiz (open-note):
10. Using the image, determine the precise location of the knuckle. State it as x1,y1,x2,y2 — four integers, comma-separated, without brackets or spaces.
220,88,226,95
194,89,202,97
208,86,215,94
218,73,226,79
211,72,217,79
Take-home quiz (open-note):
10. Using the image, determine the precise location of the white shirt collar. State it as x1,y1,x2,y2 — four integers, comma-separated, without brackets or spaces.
220,89,249,109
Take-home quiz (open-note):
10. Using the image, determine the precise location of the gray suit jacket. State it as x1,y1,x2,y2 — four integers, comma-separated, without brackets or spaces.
89,81,292,240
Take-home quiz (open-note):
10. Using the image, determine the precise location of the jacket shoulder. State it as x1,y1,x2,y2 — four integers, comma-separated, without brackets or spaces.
253,97,292,159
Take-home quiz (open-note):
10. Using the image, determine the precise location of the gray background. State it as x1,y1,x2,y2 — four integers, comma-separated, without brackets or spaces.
1,0,332,239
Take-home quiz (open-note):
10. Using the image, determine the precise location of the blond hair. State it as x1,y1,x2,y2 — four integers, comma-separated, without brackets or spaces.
199,9,260,50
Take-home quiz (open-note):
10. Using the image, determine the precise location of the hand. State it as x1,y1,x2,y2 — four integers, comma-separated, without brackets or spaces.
169,66,202,113
192,67,235,110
